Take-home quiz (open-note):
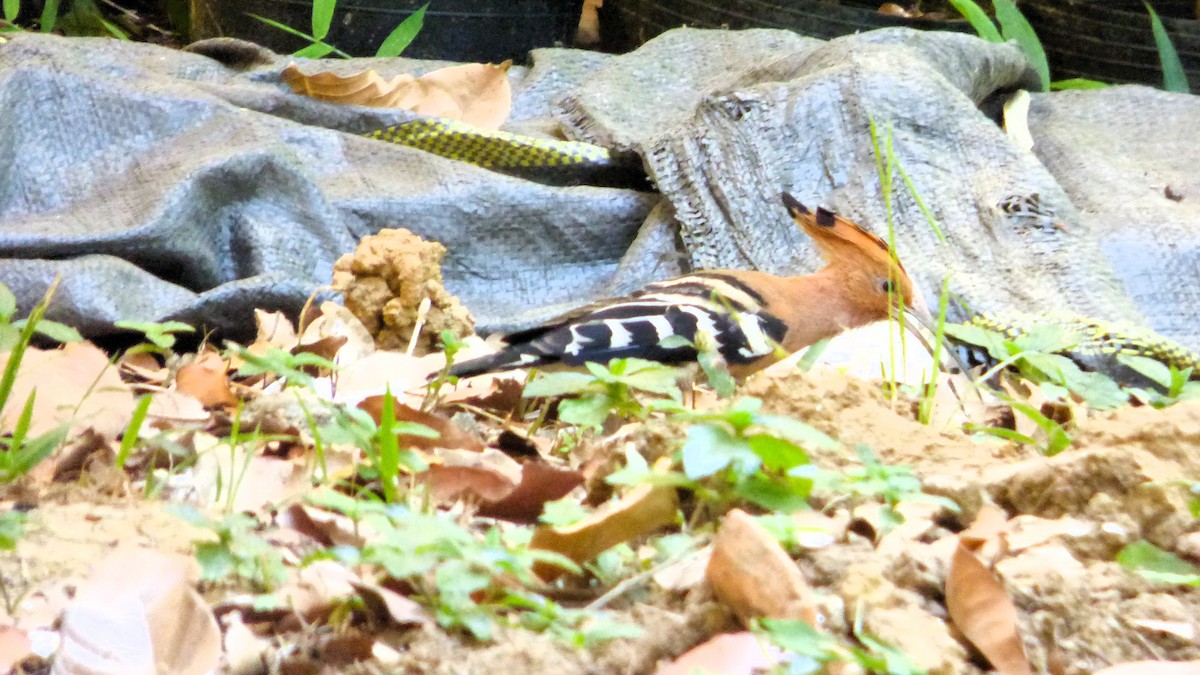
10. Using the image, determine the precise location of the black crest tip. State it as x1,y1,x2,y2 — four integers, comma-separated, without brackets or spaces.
814,207,836,228
780,191,810,216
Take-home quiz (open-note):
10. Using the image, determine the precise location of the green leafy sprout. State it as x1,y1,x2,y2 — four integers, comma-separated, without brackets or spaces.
523,357,685,430
252,0,428,59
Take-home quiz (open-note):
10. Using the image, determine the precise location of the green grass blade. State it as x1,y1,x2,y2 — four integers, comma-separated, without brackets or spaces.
376,3,427,57
115,394,153,469
0,284,15,322
99,16,129,39
1145,2,1190,93
377,388,400,503
294,41,336,59
947,0,1002,42
3,0,18,23
0,280,57,418
312,0,336,41
40,0,59,32
249,14,351,59
1050,78,1110,90
993,0,1050,92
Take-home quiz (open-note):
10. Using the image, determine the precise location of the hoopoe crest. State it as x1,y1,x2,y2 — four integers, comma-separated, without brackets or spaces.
449,192,923,380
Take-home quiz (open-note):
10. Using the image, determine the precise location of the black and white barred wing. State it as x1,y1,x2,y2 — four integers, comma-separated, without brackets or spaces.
448,273,788,378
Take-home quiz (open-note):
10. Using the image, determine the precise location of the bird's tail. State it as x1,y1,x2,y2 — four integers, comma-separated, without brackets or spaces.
448,348,547,379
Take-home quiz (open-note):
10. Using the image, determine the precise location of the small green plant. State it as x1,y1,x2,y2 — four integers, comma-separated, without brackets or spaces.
946,320,1130,409
1116,540,1200,586
172,505,288,592
523,357,685,429
1118,354,1200,407
0,281,77,483
799,445,960,531
951,0,1186,92
229,343,339,388
316,391,436,501
1,0,127,37
115,319,195,356
423,329,464,410
307,491,592,641
253,0,427,59
0,509,23,550
664,397,837,512
757,618,924,675
509,592,643,648
1146,2,1190,92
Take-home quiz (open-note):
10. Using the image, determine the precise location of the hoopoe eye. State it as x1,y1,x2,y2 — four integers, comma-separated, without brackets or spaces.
878,279,896,295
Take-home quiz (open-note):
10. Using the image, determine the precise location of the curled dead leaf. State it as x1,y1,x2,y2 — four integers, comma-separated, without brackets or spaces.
530,469,678,580
706,509,819,625
476,460,584,522
946,541,1031,675
281,60,512,129
54,548,220,675
656,631,781,675
426,447,523,503
175,350,236,408
358,398,485,452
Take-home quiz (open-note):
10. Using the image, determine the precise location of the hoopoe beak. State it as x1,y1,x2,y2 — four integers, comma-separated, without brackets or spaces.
902,295,974,379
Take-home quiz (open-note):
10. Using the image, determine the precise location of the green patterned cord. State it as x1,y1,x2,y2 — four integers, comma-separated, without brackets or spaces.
366,118,611,169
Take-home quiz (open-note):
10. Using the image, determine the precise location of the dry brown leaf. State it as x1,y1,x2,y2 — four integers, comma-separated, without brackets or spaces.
653,546,712,592
293,335,348,364
118,351,168,383
0,625,34,673
946,541,1031,675
1128,619,1196,640
426,447,523,503
706,509,819,625
350,581,431,626
358,398,485,452
333,350,446,407
440,374,524,416
476,460,584,522
175,350,236,408
221,611,272,675
655,631,780,675
281,61,512,129
0,342,136,441
278,502,365,548
530,468,678,580
54,548,220,675
959,503,1010,551
1094,661,1200,674
192,445,310,512
299,301,375,365
145,389,210,427
282,560,361,623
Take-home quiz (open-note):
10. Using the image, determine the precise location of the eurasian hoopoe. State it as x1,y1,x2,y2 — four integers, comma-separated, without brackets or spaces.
449,192,932,380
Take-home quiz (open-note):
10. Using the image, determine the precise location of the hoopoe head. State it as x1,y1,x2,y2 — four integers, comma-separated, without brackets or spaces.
781,192,926,323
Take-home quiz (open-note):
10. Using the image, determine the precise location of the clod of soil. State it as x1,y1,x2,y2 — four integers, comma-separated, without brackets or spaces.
332,228,474,354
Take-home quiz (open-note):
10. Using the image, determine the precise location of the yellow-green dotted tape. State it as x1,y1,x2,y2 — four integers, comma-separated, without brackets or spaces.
969,312,1200,373
366,118,611,169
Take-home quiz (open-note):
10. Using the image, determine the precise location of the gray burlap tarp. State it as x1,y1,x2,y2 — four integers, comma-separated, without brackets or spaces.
1,28,1197,349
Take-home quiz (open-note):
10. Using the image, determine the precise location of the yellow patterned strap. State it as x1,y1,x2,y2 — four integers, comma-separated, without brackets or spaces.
969,312,1200,374
365,118,611,169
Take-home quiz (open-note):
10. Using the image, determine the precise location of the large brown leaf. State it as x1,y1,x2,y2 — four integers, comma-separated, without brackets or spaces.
706,509,819,625
281,61,512,129
54,548,220,675
0,342,135,441
946,517,1032,675
530,474,678,580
